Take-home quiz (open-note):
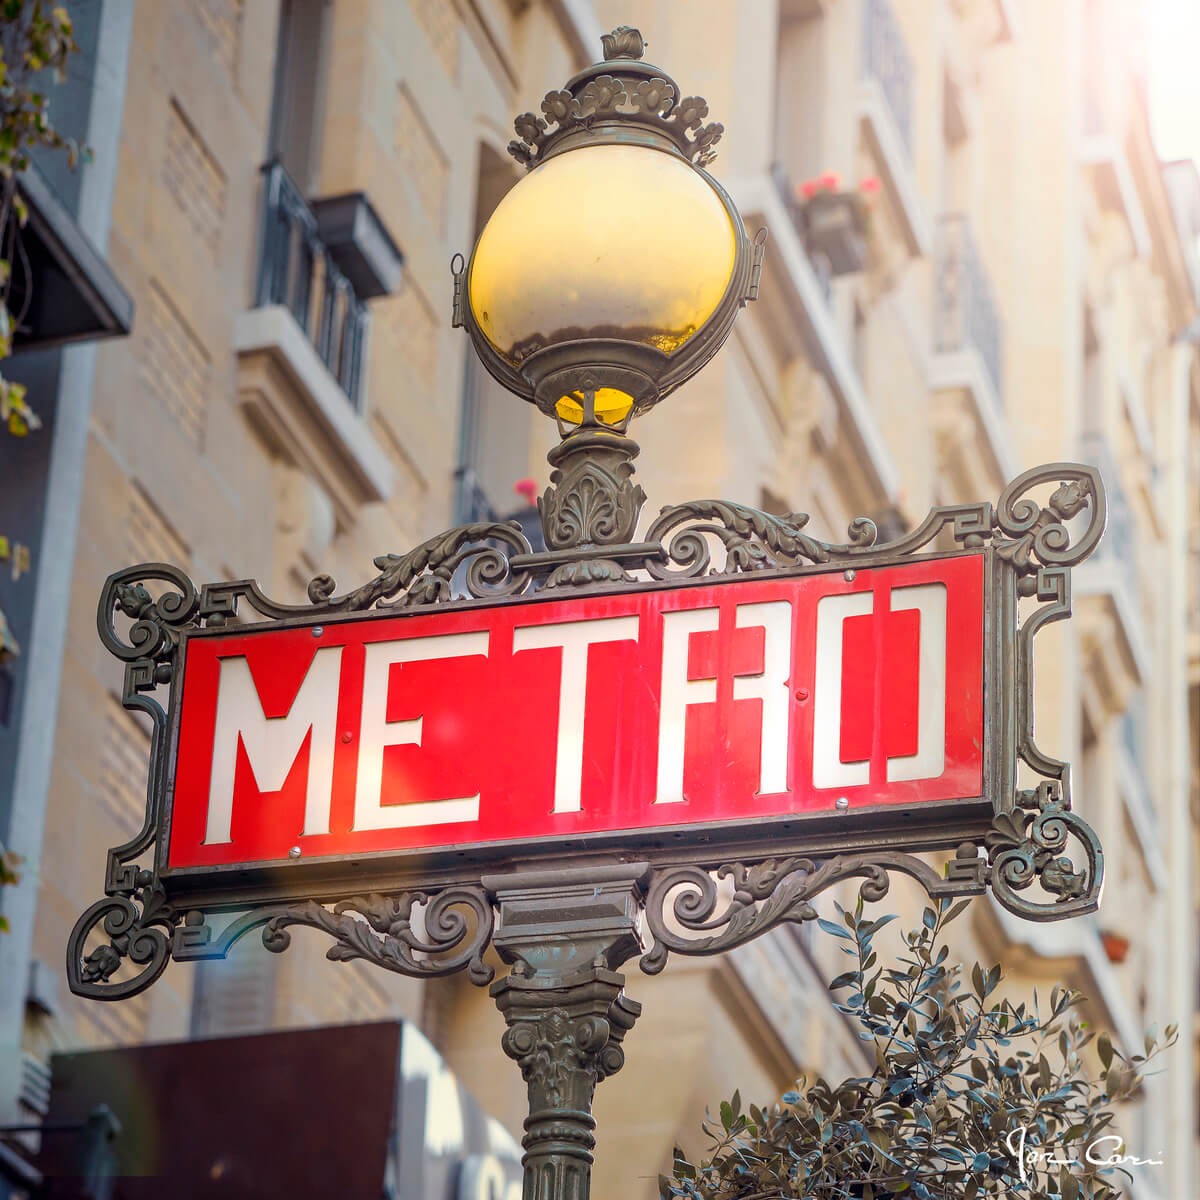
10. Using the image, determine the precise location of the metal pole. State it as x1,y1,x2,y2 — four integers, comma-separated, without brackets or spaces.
483,863,649,1200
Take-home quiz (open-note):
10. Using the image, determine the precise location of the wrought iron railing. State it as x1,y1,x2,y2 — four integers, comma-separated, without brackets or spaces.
255,161,368,410
1079,431,1135,575
861,0,914,156
769,164,835,304
454,466,500,525
934,214,1005,405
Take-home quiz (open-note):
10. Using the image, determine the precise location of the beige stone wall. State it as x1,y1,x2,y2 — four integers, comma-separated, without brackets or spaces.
21,0,1198,1196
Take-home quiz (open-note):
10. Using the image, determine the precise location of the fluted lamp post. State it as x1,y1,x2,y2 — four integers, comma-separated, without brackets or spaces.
453,24,764,584
450,26,763,1200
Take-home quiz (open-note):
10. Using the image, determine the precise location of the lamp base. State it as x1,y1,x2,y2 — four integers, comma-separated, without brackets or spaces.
527,425,650,586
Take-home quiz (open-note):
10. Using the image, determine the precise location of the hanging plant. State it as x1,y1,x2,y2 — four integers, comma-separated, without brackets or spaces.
0,1,84,436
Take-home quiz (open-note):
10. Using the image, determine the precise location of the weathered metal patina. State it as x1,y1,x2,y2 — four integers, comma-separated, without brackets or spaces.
67,28,1106,1200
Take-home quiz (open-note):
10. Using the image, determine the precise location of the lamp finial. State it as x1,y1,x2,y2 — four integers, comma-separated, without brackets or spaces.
601,26,646,62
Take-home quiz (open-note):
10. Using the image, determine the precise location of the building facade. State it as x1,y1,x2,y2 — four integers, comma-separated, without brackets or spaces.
0,1,1197,1198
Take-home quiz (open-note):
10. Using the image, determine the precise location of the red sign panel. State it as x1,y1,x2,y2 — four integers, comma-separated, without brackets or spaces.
166,554,984,874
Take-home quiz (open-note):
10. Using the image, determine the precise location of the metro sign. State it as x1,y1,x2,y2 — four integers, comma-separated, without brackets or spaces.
162,553,986,890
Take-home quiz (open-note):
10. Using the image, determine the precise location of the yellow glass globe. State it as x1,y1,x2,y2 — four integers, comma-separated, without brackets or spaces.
468,143,737,370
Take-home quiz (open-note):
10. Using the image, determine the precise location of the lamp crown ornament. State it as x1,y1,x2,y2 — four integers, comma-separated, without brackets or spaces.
507,25,724,171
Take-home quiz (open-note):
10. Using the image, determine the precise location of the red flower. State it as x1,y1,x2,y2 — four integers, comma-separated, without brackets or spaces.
860,176,881,194
798,178,821,200
513,478,539,506
819,170,841,191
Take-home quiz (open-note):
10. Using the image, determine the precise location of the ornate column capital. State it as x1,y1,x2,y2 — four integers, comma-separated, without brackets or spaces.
485,864,648,1200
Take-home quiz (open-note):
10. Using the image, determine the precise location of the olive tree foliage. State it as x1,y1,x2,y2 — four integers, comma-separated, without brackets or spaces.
662,899,1175,1200
0,0,81,437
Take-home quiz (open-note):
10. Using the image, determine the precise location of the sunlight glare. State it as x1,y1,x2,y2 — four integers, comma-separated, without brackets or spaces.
1147,0,1200,163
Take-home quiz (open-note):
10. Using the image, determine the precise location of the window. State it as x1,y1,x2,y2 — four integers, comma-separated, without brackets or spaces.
454,145,541,540
191,936,277,1038
267,0,332,193
774,2,826,184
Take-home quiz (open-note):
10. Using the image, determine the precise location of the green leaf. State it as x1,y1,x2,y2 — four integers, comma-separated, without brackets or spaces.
1061,1167,1080,1200
1097,1032,1113,1069
972,962,985,997
817,917,854,940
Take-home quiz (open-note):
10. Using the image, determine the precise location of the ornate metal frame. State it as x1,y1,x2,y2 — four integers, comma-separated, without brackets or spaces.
68,459,1105,1003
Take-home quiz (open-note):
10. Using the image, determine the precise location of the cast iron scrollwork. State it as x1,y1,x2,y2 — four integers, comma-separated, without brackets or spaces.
506,27,725,171
303,521,535,612
985,781,1102,920
992,464,1104,577
70,463,1109,1001
66,886,180,1001
639,851,988,975
69,564,200,999
644,501,878,579
173,886,496,987
987,463,1105,919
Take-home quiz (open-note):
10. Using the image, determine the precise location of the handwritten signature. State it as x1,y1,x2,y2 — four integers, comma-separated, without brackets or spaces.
1004,1125,1163,1183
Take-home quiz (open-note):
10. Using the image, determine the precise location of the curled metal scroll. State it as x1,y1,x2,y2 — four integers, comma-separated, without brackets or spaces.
66,886,178,1001
985,782,1103,920
640,850,988,974
174,887,496,988
644,501,878,580
993,463,1105,576
304,521,535,612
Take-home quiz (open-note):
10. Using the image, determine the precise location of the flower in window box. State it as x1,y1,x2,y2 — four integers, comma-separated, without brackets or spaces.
791,172,877,276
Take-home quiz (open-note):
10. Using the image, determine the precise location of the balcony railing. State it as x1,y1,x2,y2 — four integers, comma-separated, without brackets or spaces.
255,161,368,410
1080,430,1136,581
934,215,1005,404
454,466,500,525
861,0,914,156
769,165,834,304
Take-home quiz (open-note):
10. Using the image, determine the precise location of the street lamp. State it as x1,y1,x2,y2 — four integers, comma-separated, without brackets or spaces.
452,27,763,578
456,26,761,434
66,24,1106,1200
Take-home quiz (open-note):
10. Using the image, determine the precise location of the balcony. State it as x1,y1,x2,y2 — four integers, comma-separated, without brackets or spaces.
8,161,133,353
769,167,834,303
454,465,499,524
718,171,901,505
857,0,929,254
253,162,375,409
862,0,912,154
234,163,403,523
930,214,1012,492
1073,430,1149,714
934,216,1004,402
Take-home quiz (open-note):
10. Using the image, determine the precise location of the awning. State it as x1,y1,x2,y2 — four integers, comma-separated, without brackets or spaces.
10,162,133,354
